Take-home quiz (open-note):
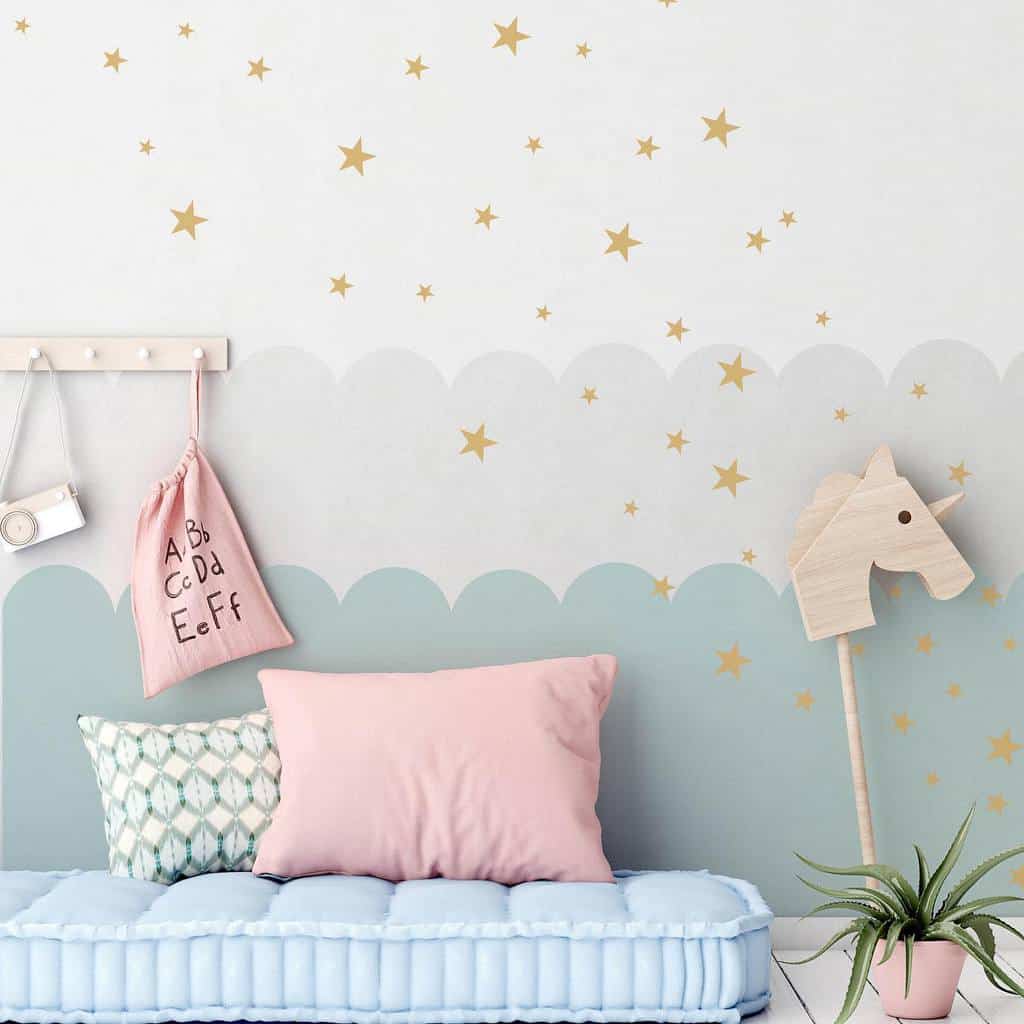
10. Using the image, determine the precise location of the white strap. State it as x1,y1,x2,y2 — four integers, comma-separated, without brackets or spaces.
0,352,73,500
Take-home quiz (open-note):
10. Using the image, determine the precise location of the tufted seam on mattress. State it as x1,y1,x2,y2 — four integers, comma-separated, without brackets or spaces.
11,872,65,923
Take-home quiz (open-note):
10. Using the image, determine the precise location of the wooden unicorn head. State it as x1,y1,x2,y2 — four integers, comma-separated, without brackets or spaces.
788,445,974,642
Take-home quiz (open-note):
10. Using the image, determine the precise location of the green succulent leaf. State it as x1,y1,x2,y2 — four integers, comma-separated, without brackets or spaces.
914,845,930,897
777,922,864,966
961,917,1017,995
939,844,1024,916
835,921,883,1024
903,934,914,999
928,922,1024,997
961,912,1024,945
879,918,911,965
919,805,976,923
797,876,906,918
938,895,1024,925
795,852,916,911
801,900,886,922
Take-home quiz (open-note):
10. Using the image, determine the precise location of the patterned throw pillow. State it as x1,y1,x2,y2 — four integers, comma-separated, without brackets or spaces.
78,709,280,884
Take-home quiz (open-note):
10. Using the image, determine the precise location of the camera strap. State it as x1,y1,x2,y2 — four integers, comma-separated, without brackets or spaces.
0,351,74,501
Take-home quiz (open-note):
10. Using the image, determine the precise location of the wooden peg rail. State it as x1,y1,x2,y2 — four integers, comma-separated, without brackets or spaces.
0,337,228,372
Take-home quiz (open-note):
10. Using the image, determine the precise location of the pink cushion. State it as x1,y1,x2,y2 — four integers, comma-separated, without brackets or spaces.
254,655,617,884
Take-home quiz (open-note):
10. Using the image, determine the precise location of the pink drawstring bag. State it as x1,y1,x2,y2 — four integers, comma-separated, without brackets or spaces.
132,369,293,698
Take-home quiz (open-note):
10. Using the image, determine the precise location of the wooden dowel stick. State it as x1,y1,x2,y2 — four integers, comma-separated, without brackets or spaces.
836,631,878,887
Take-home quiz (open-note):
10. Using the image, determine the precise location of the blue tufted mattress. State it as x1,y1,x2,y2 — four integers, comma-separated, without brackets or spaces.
0,868,772,1024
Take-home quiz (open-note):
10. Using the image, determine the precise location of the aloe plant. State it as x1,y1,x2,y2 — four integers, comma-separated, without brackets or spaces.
781,806,1024,1024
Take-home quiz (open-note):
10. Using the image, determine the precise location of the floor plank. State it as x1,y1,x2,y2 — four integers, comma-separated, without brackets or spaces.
954,953,1023,1023
763,957,815,1022
775,949,901,1023
998,949,1024,980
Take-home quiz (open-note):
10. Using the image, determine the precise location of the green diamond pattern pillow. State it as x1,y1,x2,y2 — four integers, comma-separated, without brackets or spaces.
78,709,280,884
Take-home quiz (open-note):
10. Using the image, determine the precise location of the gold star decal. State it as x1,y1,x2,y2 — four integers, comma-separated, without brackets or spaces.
493,17,529,55
170,201,207,239
247,57,270,81
946,683,962,699
982,585,1003,607
103,48,127,72
339,137,375,175
1005,637,1017,651
713,459,750,497
916,633,935,655
746,228,770,253
580,387,598,405
888,583,902,599
666,430,689,453
604,223,641,261
851,642,865,656
702,108,739,147
139,139,155,156
816,311,831,327
652,576,675,599
988,794,1008,815
624,500,638,517
666,318,689,342
405,55,429,79
15,17,29,33
948,461,971,486
795,689,815,711
718,353,756,391
475,204,499,229
178,23,194,38
988,729,1022,765
416,284,434,302
716,642,751,680
741,548,756,565
779,210,797,227
658,0,678,6
910,382,928,399
576,42,592,59
893,712,913,735
927,772,940,786
329,274,353,299
535,305,552,320
635,136,660,159
525,136,543,154
459,424,497,462
1013,865,1024,889
834,407,850,422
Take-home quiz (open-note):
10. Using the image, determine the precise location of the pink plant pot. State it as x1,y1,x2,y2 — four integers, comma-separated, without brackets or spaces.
872,939,967,1019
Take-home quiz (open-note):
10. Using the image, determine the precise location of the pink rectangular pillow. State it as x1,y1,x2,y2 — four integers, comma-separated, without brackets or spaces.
254,655,616,885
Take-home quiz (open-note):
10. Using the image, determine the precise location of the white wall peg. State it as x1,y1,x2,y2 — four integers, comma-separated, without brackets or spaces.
83,347,97,361
0,338,228,372
28,347,41,360
192,347,205,360
137,347,151,361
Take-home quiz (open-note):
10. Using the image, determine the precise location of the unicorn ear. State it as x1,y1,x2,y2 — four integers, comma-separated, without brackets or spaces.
861,444,898,486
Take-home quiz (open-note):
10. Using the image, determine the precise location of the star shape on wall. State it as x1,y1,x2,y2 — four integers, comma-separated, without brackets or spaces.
459,424,497,461
339,137,375,175
834,407,850,422
888,583,902,599
851,642,865,656
816,311,831,326
1005,637,1016,651
926,772,940,786
910,382,928,399
405,55,429,79
635,136,660,159
329,274,353,299
1013,865,1024,889
666,430,689,453
170,201,207,239
576,42,592,59
103,48,127,72
946,683,962,698
247,57,271,80
982,585,1004,607
535,305,552,320
475,204,499,229
178,23,194,38
948,461,971,486
624,500,638,517
702,108,738,147
658,0,678,7
666,318,689,341
779,210,797,227
716,642,751,680
604,223,641,261
416,284,434,302
988,794,1008,814
916,633,935,654
741,548,756,565
652,575,675,599
746,228,770,253
493,17,529,55
713,459,749,497
15,17,29,33
988,729,1022,765
795,690,815,711
718,353,756,390
893,712,914,735
525,136,543,154
580,386,598,405
139,139,155,155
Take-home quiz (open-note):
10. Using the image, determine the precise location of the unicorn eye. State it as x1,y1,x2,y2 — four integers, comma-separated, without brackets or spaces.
898,510,912,524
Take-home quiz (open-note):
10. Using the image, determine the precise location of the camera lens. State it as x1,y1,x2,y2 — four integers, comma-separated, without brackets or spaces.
1,509,38,546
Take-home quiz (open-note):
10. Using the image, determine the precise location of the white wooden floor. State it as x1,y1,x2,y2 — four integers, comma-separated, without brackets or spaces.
768,949,1024,1023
